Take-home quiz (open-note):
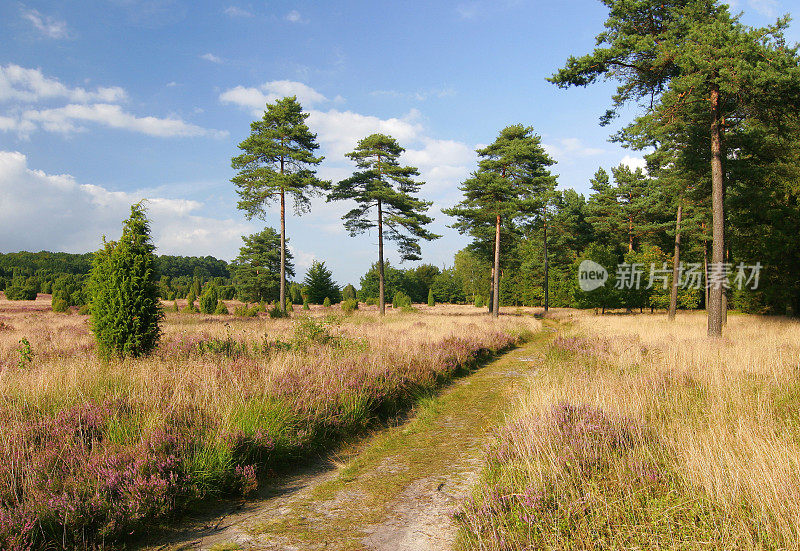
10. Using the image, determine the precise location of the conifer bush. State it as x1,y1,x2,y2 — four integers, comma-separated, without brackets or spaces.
342,298,359,313
214,301,229,315
88,204,163,358
323,296,332,307
393,291,412,309
428,288,435,307
199,283,219,314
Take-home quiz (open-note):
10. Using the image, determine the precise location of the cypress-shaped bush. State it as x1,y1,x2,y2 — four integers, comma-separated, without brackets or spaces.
88,203,163,358
199,283,219,314
427,288,435,307
323,296,332,307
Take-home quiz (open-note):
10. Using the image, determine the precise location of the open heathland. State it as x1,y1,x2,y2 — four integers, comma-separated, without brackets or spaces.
456,311,800,550
0,296,534,549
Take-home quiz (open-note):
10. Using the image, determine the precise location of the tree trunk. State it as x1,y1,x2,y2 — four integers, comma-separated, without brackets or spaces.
378,199,385,316
492,213,501,318
628,215,634,252
722,247,729,326
279,189,286,312
668,203,682,321
703,223,709,309
707,84,725,338
543,217,549,312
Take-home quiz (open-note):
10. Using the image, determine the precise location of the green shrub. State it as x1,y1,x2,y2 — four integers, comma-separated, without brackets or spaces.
172,299,179,312
287,301,294,312
342,298,359,314
427,288,435,307
365,297,378,306
342,283,357,301
474,295,485,308
4,283,37,300
88,204,163,358
214,301,229,315
302,300,310,310
268,305,289,318
323,297,331,307
234,304,258,317
52,297,69,312
182,300,198,313
199,283,220,314
392,291,412,309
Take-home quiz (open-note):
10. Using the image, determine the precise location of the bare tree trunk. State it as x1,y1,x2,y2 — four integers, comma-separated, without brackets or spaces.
280,189,286,312
492,214,501,318
543,217,549,312
722,247,729,326
708,84,725,338
378,199,385,316
628,215,634,252
703,223,709,309
668,203,682,321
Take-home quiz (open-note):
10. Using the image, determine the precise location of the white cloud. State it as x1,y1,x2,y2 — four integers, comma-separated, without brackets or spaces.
543,137,605,161
20,7,71,39
371,88,456,101
220,80,329,113
620,155,647,171
308,108,424,158
288,245,317,272
285,10,305,23
456,2,480,19
0,64,126,104
748,0,778,17
224,6,252,17
15,103,227,138
0,151,255,258
200,53,223,64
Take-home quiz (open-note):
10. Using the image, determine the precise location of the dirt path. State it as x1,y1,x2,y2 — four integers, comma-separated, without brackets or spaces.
143,333,548,551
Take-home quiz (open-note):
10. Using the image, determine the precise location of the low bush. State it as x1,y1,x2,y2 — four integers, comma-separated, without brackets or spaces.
342,298,358,314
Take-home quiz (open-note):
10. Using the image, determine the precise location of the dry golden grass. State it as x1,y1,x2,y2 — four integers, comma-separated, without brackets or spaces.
461,310,800,549
0,295,538,548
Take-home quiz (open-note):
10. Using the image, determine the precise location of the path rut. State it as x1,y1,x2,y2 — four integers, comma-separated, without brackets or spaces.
141,336,546,551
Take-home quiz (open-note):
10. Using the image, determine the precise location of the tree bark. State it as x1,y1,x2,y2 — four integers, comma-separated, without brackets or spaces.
378,199,385,316
702,223,709,309
492,213,501,318
668,203,682,321
707,84,725,337
543,217,549,312
628,215,634,252
722,247,729,326
279,189,286,312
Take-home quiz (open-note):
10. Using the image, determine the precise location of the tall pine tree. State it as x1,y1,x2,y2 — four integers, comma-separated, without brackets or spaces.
328,134,439,315
444,125,556,318
231,96,327,312
550,0,800,336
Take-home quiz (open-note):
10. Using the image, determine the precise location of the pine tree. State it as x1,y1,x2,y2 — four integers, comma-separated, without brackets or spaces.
427,287,435,307
303,261,341,304
443,125,556,318
328,134,439,315
88,203,163,357
231,96,327,312
550,0,800,335
231,228,295,303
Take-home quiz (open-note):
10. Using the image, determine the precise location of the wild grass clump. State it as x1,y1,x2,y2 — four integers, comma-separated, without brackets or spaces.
457,311,800,550
0,302,536,549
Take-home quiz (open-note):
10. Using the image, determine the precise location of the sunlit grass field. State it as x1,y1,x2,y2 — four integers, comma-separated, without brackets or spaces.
0,296,536,549
456,310,800,550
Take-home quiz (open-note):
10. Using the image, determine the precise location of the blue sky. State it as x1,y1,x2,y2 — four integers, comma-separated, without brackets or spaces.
1,0,796,285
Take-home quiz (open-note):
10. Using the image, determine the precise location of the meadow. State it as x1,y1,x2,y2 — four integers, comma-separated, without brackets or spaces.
0,295,534,549
455,310,800,550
